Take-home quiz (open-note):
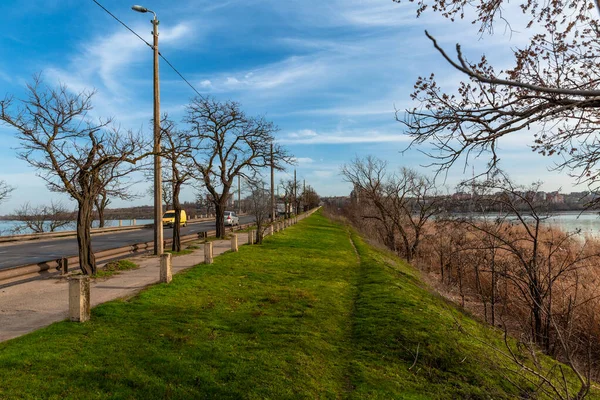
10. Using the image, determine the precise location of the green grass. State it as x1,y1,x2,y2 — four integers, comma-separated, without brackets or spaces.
92,259,138,278
0,212,596,399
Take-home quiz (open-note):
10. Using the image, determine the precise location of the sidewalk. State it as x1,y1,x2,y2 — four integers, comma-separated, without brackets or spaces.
0,238,236,342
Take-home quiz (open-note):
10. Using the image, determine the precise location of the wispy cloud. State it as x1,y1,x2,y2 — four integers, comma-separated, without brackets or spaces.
293,157,315,164
43,20,196,123
281,129,409,145
198,56,326,93
288,130,318,138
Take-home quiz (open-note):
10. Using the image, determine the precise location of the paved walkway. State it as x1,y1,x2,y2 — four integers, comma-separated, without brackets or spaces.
0,238,239,342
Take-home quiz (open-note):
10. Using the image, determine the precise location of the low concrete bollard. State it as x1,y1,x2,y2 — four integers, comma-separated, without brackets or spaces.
69,276,90,322
58,257,68,275
269,225,274,236
231,234,238,252
160,253,172,283
248,230,254,245
119,220,122,227
133,219,136,226
205,242,214,264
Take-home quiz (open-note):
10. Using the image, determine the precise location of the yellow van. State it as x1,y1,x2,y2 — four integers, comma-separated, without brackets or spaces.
162,210,187,227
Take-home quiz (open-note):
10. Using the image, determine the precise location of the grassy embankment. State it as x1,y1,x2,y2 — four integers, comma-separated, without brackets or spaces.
0,211,595,399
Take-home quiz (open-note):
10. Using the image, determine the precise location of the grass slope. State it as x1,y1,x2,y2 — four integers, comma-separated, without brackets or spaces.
0,212,595,399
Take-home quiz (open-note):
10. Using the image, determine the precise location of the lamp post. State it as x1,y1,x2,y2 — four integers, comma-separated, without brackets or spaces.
132,4,163,255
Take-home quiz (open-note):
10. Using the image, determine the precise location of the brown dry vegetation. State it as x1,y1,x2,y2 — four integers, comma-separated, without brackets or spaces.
333,202,600,394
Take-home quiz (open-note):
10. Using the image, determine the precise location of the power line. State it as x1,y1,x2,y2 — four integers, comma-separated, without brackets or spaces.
91,0,203,97
91,0,152,49
159,54,203,97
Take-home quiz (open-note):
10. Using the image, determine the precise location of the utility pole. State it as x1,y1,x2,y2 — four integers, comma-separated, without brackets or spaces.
152,11,163,255
238,175,241,214
303,179,306,212
270,143,275,221
132,5,163,256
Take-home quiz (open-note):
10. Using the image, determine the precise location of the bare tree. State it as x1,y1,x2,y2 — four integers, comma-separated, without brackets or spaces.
246,180,271,244
195,188,215,216
161,116,194,252
342,156,443,262
12,201,74,233
95,165,139,228
396,0,600,195
0,181,14,206
185,96,292,238
0,77,147,275
302,185,320,211
341,156,397,251
280,178,301,218
146,173,173,210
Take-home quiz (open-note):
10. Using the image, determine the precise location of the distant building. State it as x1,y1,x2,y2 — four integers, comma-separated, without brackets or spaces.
546,191,564,204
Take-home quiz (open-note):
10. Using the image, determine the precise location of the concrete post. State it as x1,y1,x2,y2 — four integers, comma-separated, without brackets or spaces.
58,257,68,275
231,234,238,252
133,219,136,226
248,230,254,245
269,225,274,236
119,220,122,227
160,253,172,283
69,276,90,322
205,241,214,264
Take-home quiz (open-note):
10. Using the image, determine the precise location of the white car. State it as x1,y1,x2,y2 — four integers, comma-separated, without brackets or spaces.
224,211,240,226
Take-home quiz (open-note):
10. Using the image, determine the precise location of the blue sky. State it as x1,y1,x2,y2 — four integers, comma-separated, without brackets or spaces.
0,0,580,213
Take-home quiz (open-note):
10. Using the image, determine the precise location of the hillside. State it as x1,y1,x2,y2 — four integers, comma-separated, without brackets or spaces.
0,211,595,399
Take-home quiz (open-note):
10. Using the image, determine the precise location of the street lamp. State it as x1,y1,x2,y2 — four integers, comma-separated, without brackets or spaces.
132,4,163,255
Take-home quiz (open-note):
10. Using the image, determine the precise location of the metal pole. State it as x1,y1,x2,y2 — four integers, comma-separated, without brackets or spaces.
294,169,297,215
152,14,163,255
270,143,275,221
238,175,241,214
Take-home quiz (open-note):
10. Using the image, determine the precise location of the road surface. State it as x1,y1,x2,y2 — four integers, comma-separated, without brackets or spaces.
0,216,254,270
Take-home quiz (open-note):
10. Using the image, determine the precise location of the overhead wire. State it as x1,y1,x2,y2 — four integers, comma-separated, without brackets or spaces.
91,0,203,97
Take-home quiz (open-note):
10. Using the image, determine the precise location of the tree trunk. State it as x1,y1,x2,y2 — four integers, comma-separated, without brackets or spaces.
97,203,105,228
172,182,182,252
215,202,226,238
95,193,108,228
77,198,96,275
256,223,263,244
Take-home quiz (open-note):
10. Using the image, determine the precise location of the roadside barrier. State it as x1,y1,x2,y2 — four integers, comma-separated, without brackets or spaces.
0,217,213,244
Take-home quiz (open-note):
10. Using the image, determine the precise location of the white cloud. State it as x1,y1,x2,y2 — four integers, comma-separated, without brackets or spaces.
288,130,318,138
293,157,314,164
43,21,196,123
280,129,410,145
207,56,326,93
339,0,420,27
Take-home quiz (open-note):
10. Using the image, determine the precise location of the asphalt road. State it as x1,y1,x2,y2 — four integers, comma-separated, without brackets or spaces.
0,216,254,270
